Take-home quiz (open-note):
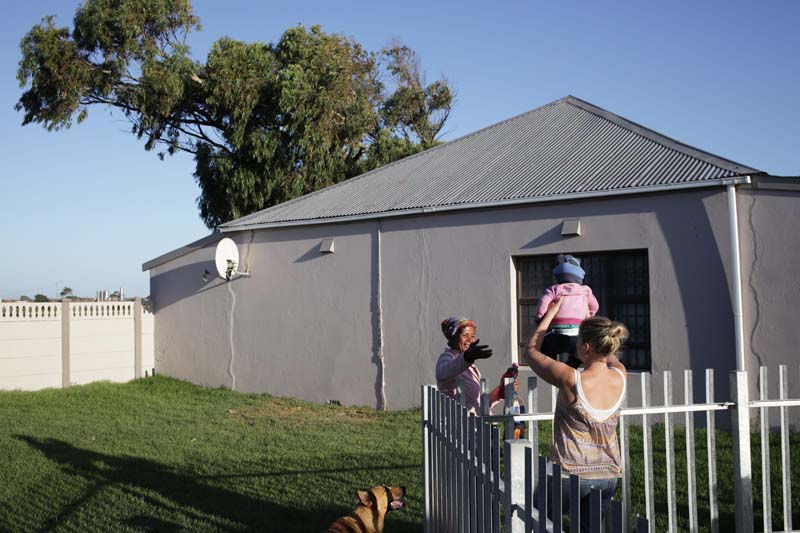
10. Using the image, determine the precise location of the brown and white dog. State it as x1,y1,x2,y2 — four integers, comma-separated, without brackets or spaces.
325,484,406,533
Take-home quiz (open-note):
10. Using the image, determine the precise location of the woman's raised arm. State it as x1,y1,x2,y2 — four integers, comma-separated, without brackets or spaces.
522,297,575,389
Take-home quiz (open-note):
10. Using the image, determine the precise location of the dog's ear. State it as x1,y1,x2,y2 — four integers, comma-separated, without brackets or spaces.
357,490,372,507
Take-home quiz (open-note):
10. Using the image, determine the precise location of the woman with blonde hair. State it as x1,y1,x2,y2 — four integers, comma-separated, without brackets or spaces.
524,297,629,532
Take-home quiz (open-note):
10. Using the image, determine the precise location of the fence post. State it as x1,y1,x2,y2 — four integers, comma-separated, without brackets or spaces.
528,375,539,483
61,299,70,388
134,297,143,379
684,370,698,533
759,366,772,533
538,455,548,533
422,386,431,533
504,440,527,532
641,372,655,532
706,369,719,533
590,487,602,533
504,377,516,440
620,390,631,533
779,365,793,532
481,378,490,416
664,371,677,533
570,475,580,533
731,370,755,533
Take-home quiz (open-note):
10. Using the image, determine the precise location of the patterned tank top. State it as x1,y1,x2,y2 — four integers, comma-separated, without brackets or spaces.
551,368,626,479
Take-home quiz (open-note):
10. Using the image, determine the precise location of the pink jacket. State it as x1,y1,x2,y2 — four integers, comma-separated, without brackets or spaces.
535,283,599,325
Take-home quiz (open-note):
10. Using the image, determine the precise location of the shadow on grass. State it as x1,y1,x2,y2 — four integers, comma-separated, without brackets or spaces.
15,435,419,532
200,464,421,480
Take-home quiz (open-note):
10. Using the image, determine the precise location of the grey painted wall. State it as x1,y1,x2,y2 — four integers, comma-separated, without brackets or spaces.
148,185,798,411
738,188,800,402
379,188,739,410
151,221,380,406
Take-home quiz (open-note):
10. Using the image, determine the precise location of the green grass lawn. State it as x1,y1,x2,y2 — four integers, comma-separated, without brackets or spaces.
0,377,422,532
0,376,797,532
628,422,800,532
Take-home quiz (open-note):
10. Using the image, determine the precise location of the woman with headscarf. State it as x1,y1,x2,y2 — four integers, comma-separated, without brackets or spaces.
436,316,516,414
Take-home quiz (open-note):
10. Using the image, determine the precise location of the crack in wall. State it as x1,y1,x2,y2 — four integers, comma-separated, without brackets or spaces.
746,193,764,369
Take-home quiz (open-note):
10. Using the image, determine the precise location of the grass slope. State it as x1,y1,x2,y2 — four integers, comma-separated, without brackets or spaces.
0,377,422,532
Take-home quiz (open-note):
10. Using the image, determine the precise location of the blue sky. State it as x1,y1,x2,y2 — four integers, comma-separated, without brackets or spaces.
2,0,798,299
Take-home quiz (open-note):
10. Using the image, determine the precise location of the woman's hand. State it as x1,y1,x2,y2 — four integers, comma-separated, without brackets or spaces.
464,339,493,363
496,377,519,400
546,295,565,317
532,296,564,350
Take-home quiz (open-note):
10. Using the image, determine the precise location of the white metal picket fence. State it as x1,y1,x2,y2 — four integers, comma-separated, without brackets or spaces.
422,365,799,533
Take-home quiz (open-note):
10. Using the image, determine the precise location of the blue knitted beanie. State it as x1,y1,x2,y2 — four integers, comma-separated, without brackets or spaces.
554,254,585,284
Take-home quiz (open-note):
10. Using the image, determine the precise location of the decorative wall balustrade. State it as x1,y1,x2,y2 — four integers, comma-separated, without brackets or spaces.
0,300,154,390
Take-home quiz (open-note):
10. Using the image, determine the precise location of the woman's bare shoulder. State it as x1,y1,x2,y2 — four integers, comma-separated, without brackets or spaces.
606,356,627,376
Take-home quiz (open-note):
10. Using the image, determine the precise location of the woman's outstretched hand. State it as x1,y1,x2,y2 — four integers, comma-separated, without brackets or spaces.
464,339,493,363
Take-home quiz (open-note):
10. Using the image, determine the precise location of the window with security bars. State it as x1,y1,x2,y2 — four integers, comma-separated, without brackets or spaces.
516,250,651,371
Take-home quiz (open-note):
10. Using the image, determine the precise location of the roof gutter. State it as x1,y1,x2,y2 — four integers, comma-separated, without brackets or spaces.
218,176,753,233
143,175,755,272
726,175,751,372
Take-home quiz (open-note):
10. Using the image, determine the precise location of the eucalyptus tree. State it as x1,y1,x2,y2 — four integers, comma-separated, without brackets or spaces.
17,0,453,228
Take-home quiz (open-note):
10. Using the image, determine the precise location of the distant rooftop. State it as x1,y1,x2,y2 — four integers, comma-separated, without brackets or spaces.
220,95,760,231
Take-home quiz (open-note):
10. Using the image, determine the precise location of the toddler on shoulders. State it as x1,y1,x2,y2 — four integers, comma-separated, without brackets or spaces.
535,254,599,367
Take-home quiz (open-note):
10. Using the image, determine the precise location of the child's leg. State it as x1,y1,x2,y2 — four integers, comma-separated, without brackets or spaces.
564,336,582,368
541,333,572,361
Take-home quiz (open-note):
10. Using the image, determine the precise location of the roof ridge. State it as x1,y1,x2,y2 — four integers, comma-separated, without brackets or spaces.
220,95,762,230
221,96,572,228
563,95,760,174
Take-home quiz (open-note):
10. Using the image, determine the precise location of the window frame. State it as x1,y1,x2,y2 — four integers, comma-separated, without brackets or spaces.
514,249,652,371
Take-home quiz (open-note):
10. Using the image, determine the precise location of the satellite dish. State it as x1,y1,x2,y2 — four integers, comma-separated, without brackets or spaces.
212,237,249,281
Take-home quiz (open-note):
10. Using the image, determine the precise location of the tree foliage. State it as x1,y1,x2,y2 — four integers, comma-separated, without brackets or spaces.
17,0,454,228
59,286,73,298
33,294,50,302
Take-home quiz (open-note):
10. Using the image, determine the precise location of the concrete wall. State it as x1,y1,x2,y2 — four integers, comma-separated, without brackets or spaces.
69,302,136,385
0,303,62,390
147,185,800,410
0,301,154,390
150,221,380,406
380,188,741,410
738,187,800,401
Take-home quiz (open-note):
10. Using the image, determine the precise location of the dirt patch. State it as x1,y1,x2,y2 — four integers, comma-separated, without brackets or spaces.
227,399,379,426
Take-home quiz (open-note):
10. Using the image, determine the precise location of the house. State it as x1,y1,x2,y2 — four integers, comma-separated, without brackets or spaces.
142,96,800,409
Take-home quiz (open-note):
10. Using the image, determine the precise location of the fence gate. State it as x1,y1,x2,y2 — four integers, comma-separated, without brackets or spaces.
422,365,799,532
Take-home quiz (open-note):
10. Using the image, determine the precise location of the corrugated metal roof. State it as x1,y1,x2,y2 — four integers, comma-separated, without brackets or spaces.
220,95,759,231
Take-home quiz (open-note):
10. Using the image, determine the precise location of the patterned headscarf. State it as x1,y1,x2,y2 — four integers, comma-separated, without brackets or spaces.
441,316,477,341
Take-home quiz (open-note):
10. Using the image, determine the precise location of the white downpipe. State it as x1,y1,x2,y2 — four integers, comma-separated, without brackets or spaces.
727,181,747,372
227,281,237,390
